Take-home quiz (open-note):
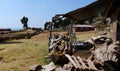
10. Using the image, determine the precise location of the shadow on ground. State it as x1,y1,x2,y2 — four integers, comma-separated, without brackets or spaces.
0,41,22,44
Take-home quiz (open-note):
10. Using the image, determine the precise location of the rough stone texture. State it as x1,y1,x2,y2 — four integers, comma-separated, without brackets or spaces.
29,64,42,71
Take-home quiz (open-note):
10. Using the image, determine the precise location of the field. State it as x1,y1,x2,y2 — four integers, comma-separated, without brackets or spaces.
0,31,95,71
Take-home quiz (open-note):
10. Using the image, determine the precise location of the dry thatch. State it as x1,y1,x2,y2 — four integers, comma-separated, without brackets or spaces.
64,0,120,21
64,0,109,21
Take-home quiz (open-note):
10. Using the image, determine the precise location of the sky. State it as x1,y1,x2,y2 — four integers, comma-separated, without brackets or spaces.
0,0,96,30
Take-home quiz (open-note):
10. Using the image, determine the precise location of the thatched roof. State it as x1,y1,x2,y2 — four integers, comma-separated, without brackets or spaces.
106,0,120,17
64,0,119,21
64,0,109,21
73,25,93,28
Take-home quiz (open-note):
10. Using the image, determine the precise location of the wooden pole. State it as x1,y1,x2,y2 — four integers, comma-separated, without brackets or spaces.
110,11,118,42
68,20,73,35
48,22,52,53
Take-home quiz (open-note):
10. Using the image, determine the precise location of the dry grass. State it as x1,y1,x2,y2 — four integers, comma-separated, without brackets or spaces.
76,31,96,41
0,32,49,71
0,31,96,71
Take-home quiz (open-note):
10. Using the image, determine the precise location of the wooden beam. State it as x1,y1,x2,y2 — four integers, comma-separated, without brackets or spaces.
112,21,117,42
110,6,120,42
